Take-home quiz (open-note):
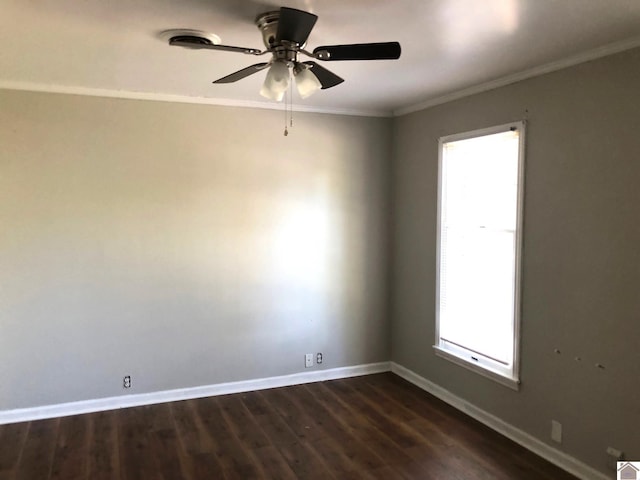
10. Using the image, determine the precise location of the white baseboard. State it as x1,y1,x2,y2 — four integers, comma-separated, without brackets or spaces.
390,362,608,480
0,362,390,425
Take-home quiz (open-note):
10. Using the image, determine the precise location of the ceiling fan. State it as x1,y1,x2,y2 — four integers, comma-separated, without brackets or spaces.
165,6,401,101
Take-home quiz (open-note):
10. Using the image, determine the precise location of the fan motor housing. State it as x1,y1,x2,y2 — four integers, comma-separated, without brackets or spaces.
255,11,281,48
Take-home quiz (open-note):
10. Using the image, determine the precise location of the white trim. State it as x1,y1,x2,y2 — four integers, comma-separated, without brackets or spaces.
513,121,527,380
390,362,609,480
0,81,391,118
0,362,390,425
433,346,519,391
435,122,525,388
439,121,523,144
394,36,640,117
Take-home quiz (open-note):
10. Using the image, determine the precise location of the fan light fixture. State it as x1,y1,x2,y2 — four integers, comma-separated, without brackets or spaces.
294,64,322,98
259,61,322,101
259,60,290,101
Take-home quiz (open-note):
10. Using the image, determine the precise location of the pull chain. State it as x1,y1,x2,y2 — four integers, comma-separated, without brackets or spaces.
289,79,294,128
284,68,293,136
284,89,288,136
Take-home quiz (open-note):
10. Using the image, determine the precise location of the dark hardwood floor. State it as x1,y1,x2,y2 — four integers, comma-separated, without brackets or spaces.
0,373,577,479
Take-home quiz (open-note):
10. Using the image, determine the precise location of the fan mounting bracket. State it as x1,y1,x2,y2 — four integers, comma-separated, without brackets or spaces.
160,29,221,46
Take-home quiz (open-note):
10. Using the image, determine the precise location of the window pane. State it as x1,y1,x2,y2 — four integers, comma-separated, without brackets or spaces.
443,131,519,230
439,228,515,363
437,126,522,374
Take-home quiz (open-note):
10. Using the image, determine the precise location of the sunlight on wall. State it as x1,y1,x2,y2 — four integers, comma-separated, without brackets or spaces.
273,201,330,286
272,177,332,287
262,170,344,343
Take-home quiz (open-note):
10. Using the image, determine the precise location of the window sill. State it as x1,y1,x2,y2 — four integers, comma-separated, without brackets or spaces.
433,346,520,391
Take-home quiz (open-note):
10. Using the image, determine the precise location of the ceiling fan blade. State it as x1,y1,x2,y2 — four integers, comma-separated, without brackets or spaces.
170,37,262,55
302,62,344,90
276,7,318,45
213,63,270,84
313,42,401,61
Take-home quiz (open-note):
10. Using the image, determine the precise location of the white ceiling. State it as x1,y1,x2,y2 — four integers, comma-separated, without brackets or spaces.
1,0,640,116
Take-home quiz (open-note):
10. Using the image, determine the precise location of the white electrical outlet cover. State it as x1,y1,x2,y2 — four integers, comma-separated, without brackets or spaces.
606,446,623,459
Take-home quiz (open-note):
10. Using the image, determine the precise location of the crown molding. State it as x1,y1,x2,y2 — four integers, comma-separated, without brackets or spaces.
394,36,640,117
0,81,392,118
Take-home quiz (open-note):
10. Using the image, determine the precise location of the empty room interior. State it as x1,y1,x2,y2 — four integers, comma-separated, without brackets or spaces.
1,1,639,479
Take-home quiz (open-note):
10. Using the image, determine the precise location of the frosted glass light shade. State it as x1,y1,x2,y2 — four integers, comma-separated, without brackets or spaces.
295,68,322,98
260,61,290,101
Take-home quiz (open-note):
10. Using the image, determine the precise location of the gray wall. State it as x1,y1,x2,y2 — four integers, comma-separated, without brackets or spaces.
390,47,640,473
0,90,391,410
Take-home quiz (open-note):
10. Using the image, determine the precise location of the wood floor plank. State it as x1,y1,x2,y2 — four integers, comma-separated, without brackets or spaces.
216,394,270,450
251,445,297,480
195,397,263,479
14,418,59,480
244,399,304,451
0,373,579,480
358,465,416,480
0,421,29,479
256,389,338,479
311,435,363,477
296,385,385,472
49,414,89,480
170,401,224,480
171,401,213,455
149,428,188,480
260,387,327,442
86,411,120,480
239,391,271,417
304,381,417,467
348,376,419,423
138,403,189,480
275,438,337,480
322,378,424,449
118,407,163,480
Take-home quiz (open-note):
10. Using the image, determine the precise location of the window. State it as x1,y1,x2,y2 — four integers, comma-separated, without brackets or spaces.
435,122,525,390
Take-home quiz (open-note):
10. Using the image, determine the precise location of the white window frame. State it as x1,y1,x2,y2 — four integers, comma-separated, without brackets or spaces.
434,121,525,390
